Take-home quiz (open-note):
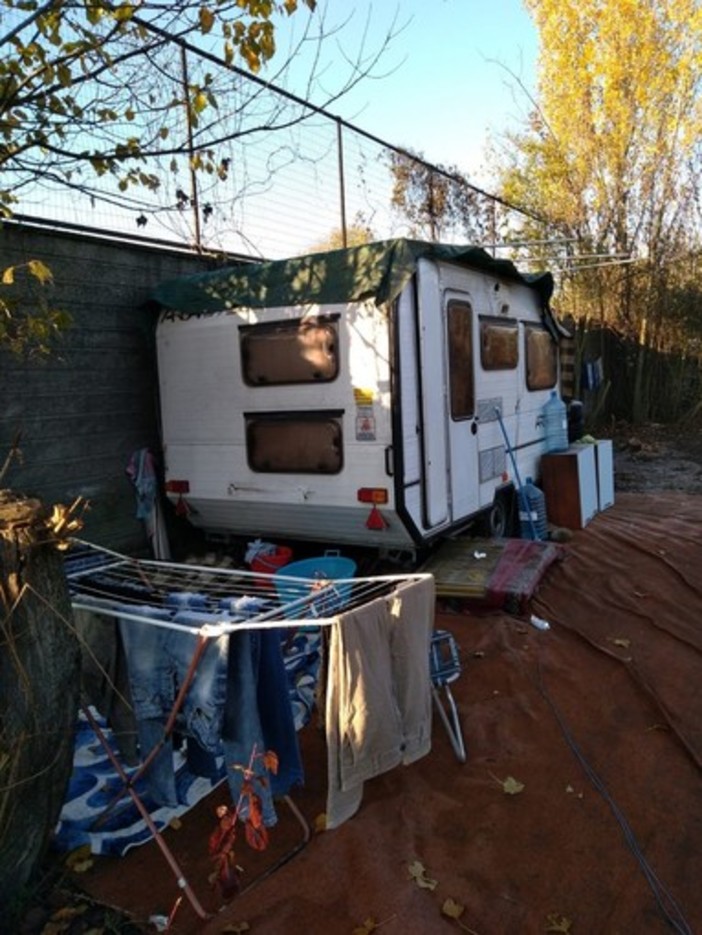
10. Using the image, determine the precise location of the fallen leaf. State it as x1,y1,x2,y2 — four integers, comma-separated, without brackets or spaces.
502,776,525,795
168,816,182,830
65,844,92,871
545,912,573,932
408,859,438,890
442,898,483,934
352,915,397,934
442,897,465,920
608,637,631,648
489,773,525,795
221,923,250,934
314,812,327,832
352,918,378,935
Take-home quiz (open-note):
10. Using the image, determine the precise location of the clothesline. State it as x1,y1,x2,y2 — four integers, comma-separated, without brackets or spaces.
66,538,432,632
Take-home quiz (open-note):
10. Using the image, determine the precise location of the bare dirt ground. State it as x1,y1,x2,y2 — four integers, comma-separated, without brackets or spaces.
11,421,702,934
611,420,702,494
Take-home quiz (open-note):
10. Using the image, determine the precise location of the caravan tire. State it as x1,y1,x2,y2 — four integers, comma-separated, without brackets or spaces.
481,488,516,539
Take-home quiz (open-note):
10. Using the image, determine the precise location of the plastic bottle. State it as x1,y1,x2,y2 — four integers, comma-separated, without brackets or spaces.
519,477,548,541
542,390,569,453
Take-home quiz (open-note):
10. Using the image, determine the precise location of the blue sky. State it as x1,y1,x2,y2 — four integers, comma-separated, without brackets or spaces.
269,0,539,185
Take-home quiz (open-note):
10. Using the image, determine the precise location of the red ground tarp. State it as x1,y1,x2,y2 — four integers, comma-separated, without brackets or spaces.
80,491,701,935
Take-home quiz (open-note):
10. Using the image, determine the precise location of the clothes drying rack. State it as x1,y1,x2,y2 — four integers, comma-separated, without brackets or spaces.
65,539,434,920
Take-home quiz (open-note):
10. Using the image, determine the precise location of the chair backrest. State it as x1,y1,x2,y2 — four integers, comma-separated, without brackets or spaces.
430,630,462,686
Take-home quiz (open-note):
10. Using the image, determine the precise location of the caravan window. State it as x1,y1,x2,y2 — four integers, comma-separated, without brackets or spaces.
240,317,339,386
525,325,558,390
447,300,475,420
246,411,343,474
479,317,518,370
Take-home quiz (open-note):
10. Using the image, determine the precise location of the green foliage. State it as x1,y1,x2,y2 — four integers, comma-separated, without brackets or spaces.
0,0,316,353
1,0,316,201
0,258,72,357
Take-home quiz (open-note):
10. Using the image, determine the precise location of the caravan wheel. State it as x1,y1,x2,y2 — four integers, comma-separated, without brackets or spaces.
482,488,516,538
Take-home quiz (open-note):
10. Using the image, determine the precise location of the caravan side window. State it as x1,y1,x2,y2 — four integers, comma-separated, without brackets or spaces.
479,316,518,370
240,317,339,386
447,300,475,420
525,324,558,390
246,411,343,474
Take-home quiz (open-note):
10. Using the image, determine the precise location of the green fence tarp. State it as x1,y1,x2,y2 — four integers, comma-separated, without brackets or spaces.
153,238,554,314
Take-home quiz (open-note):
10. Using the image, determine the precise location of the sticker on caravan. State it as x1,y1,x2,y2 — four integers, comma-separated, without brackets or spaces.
353,388,375,405
356,412,376,441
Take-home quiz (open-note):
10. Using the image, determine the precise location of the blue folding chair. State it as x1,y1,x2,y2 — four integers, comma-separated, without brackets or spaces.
429,629,467,763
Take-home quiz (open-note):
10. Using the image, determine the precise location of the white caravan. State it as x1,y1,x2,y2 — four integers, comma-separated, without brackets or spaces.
154,239,562,552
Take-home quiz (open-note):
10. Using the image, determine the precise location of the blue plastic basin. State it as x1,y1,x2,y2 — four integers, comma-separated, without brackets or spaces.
274,553,357,618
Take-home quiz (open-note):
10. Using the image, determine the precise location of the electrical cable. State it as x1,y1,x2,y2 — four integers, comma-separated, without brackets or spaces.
535,657,693,935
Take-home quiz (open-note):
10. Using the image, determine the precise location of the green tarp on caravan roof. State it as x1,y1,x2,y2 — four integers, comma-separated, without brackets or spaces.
153,238,554,314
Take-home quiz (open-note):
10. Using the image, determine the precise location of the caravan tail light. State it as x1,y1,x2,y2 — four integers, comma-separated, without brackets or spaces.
357,487,388,504
165,479,190,494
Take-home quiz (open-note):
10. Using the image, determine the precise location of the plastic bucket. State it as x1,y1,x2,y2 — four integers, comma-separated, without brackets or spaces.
250,545,293,588
274,551,357,618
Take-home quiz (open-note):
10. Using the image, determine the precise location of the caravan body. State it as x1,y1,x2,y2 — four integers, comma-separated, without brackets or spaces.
155,240,560,550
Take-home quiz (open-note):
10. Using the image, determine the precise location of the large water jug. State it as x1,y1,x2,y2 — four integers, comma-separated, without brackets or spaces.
542,390,568,453
519,477,548,541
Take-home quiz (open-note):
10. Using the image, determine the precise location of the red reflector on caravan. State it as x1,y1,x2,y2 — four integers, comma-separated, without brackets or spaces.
165,479,190,494
357,487,388,504
366,505,388,530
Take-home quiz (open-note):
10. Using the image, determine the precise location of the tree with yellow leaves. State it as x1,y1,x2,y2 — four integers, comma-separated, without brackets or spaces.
497,0,702,419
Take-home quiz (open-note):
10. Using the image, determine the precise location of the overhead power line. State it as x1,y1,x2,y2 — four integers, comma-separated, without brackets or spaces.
131,13,553,228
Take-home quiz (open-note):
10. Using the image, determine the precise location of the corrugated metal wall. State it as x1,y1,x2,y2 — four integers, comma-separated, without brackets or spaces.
0,221,218,554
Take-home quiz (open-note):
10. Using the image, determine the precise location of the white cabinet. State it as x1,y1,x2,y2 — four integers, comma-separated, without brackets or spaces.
540,444,598,529
593,439,614,511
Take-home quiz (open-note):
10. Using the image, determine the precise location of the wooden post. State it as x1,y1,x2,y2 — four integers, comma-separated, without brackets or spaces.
0,491,80,910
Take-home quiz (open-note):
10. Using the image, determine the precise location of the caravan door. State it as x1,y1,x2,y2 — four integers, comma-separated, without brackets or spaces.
443,290,481,520
415,261,480,530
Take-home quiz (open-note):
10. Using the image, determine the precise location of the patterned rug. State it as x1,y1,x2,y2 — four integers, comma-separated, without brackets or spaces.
421,536,564,611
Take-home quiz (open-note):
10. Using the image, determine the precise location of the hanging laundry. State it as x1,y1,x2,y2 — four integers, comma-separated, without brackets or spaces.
325,575,435,828
126,448,171,559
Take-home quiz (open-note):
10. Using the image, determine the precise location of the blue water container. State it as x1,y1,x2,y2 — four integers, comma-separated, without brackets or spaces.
542,390,568,453
519,477,548,541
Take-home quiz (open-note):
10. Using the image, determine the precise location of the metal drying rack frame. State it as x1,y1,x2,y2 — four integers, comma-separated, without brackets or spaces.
65,538,433,920
66,538,432,633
